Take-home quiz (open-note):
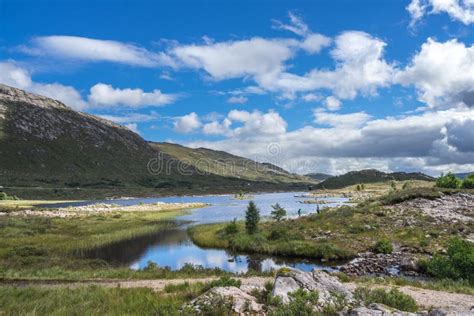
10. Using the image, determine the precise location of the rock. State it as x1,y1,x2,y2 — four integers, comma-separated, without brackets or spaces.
184,286,263,315
346,304,417,316
399,257,419,273
272,268,353,308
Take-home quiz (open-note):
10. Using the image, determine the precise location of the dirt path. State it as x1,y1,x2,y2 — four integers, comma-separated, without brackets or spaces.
0,277,272,292
2,278,472,313
346,283,474,313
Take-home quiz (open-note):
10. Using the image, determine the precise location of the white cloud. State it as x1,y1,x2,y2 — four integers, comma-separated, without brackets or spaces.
257,31,394,100
0,61,87,110
173,112,202,133
396,38,474,109
186,107,474,176
21,36,175,67
302,93,322,102
272,12,310,36
88,83,176,108
300,34,332,54
227,95,248,104
314,110,371,127
407,0,474,26
203,118,232,136
325,96,341,111
172,37,297,80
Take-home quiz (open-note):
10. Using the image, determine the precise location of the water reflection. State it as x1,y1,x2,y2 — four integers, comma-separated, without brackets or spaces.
74,192,350,272
84,228,341,273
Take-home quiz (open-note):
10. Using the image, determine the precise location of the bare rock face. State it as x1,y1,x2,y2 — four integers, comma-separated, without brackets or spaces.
347,303,418,316
272,268,354,308
184,286,264,315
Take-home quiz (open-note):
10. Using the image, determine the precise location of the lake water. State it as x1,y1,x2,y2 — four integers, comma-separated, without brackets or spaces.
67,192,351,273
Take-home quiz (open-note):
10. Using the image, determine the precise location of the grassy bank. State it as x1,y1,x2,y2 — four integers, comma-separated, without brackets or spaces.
189,187,472,260
0,206,239,280
0,282,210,315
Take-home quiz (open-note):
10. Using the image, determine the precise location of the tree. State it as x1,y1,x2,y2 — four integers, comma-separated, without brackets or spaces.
270,203,286,221
461,174,474,189
245,201,260,234
436,172,460,189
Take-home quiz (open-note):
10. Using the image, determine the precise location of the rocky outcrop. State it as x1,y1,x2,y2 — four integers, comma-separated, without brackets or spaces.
340,250,420,277
388,193,474,223
184,286,263,315
272,268,354,308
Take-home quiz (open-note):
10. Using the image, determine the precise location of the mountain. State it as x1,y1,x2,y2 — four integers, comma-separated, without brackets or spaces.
305,172,333,182
314,169,434,189
0,84,312,198
454,172,474,179
150,142,312,184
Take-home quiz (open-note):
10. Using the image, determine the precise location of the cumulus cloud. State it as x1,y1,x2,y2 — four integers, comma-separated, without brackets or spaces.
258,31,394,100
124,123,139,134
227,95,248,104
0,61,87,110
446,119,474,152
173,112,202,133
172,37,297,80
407,0,474,26
20,36,175,67
300,34,332,54
396,38,474,109
187,107,474,176
88,83,176,108
325,96,341,111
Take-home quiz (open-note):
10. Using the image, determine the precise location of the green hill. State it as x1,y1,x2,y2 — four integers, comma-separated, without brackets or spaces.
150,142,313,184
0,84,313,198
315,169,434,189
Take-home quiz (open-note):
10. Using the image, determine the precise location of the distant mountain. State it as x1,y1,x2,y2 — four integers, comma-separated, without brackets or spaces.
315,169,434,189
454,172,474,179
0,84,313,198
305,173,333,182
150,142,313,184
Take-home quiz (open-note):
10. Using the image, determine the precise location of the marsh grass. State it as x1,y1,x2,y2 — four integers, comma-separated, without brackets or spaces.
0,284,209,315
0,209,256,280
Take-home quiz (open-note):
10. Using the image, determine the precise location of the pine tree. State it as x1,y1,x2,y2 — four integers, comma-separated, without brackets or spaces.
245,201,260,234
271,203,286,221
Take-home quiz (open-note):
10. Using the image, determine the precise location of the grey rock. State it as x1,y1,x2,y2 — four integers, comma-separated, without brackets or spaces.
185,286,263,315
272,268,354,308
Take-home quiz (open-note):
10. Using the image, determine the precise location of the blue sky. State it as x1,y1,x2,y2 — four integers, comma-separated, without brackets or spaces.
1,0,473,175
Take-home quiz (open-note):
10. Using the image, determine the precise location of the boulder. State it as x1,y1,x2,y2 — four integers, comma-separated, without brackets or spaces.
272,268,354,308
184,286,263,315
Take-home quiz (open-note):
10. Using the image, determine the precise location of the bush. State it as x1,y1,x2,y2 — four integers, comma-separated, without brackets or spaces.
0,192,19,200
354,287,418,312
271,288,319,316
461,174,474,189
373,239,393,254
224,218,239,235
267,227,288,241
436,172,461,189
426,237,474,284
245,201,260,234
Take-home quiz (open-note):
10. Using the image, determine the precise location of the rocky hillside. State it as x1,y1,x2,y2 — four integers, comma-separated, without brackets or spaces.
151,142,314,184
315,169,434,189
0,84,313,197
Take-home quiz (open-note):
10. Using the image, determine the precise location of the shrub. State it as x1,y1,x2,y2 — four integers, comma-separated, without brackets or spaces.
461,174,474,189
245,201,260,234
436,172,460,189
204,276,242,291
271,288,319,316
354,287,418,312
0,192,19,200
224,218,239,235
373,239,393,254
267,227,288,241
426,237,474,284
270,203,287,221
